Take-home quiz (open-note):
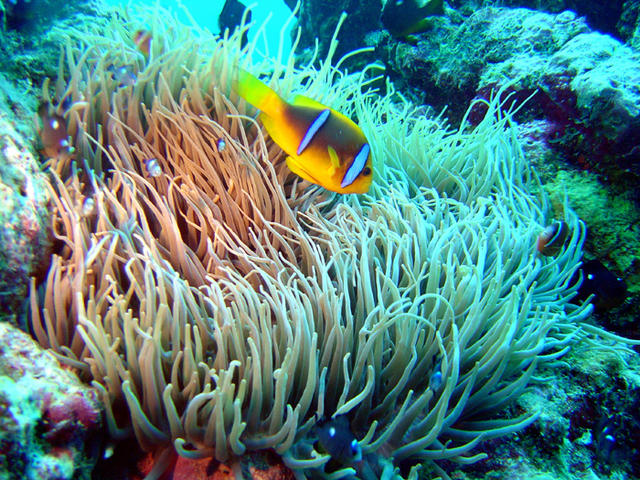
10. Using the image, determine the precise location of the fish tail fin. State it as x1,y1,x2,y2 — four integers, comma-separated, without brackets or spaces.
235,68,284,118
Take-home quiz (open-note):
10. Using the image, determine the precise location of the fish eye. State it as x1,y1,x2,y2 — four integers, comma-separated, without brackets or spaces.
350,440,359,454
362,167,371,176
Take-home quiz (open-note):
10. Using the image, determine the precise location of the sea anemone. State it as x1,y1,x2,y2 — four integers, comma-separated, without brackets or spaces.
29,5,609,479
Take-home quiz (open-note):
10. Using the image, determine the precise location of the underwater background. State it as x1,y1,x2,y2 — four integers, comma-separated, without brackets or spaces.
0,0,639,479
103,0,295,61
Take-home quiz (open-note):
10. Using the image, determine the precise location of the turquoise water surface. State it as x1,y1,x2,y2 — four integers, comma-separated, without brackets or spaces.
104,0,294,62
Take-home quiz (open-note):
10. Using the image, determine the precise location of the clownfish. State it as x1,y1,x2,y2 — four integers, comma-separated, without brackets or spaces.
314,415,362,466
36,101,74,161
133,29,152,57
574,259,627,313
536,220,570,256
234,69,373,194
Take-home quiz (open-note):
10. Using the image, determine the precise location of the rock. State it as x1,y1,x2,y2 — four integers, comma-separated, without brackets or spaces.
374,7,640,197
460,347,640,480
0,0,101,89
548,32,640,140
293,0,383,69
376,8,588,119
620,2,640,50
452,0,631,43
478,9,589,86
0,322,105,480
0,112,50,322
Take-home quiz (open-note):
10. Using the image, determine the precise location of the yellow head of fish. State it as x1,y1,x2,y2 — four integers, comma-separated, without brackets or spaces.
234,69,373,194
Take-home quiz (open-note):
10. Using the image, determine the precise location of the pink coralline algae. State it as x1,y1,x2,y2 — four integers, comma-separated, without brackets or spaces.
43,391,102,445
0,322,104,480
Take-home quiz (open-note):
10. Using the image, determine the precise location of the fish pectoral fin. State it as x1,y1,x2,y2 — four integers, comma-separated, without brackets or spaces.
286,155,321,186
327,146,340,175
285,155,298,171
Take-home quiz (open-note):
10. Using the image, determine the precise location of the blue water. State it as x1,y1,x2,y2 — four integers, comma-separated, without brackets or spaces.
105,0,294,62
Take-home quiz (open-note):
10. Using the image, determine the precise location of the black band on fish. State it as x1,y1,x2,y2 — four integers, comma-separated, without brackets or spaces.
297,108,330,155
341,143,370,188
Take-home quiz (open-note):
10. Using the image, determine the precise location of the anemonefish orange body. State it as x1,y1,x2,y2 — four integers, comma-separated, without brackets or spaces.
36,101,74,161
134,29,152,56
234,69,373,194
537,220,569,256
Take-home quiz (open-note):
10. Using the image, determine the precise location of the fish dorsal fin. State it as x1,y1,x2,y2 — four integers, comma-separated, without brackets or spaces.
327,145,341,175
292,94,329,110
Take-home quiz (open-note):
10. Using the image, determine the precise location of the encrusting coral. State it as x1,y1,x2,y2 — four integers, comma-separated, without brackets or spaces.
0,322,103,480
28,5,618,480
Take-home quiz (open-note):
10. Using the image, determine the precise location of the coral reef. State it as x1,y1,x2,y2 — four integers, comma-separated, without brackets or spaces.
0,1,633,479
375,8,589,119
545,31,640,171
451,0,630,42
371,6,640,176
450,346,640,480
0,321,104,480
0,0,111,323
287,4,640,194
24,5,608,479
0,113,50,322
292,0,382,69
364,4,640,331
0,0,101,90
542,168,640,332
621,2,640,50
